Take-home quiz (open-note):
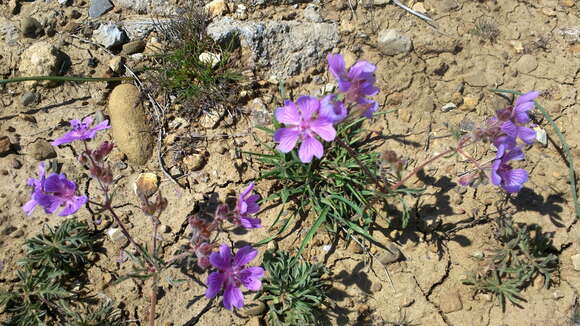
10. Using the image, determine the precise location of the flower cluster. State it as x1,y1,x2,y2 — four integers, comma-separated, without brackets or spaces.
23,116,111,216
187,183,265,309
23,162,88,217
273,53,379,163
463,91,539,193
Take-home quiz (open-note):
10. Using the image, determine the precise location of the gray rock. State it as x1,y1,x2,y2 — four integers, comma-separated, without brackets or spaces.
0,20,19,46
378,29,412,55
303,4,322,22
89,0,114,18
377,243,401,265
424,0,459,12
207,17,339,79
115,0,179,15
28,139,56,161
21,17,43,38
20,92,38,107
58,0,70,5
93,23,128,49
121,18,169,40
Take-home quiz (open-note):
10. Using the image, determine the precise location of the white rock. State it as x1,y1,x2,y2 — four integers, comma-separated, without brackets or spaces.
198,52,221,68
106,228,126,243
378,29,412,56
93,23,128,49
534,126,547,146
441,102,457,112
18,42,62,87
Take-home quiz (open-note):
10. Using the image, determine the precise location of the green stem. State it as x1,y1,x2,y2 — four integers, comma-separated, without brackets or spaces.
0,76,133,85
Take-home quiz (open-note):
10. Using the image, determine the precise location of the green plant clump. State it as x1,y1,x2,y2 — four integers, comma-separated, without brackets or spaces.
254,111,418,250
0,219,124,325
154,4,241,116
463,217,558,311
256,250,329,326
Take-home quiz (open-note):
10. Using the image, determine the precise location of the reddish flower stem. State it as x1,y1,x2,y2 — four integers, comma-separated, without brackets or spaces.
390,139,474,190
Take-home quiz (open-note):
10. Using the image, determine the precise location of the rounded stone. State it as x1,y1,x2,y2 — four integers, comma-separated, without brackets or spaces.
18,42,63,87
108,84,154,165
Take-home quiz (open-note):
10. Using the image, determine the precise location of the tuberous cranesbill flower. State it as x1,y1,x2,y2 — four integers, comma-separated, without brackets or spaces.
327,53,379,118
22,163,87,216
234,183,261,229
492,91,539,145
51,116,110,146
490,143,528,193
320,94,347,123
273,96,336,163
205,245,265,310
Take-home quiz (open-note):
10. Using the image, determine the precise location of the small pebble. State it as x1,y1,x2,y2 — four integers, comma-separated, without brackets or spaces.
20,92,37,107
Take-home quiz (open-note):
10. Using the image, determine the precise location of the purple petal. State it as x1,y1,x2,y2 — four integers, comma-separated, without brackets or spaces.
240,183,255,199
58,195,87,216
210,244,232,270
504,147,525,162
514,111,531,124
518,126,536,144
337,80,351,93
240,217,262,229
327,53,346,81
347,61,376,80
358,98,379,118
233,246,258,267
205,272,225,299
51,132,78,146
37,162,46,180
22,199,38,215
35,193,62,214
298,135,323,163
93,119,110,131
223,283,244,310
81,116,94,126
274,128,300,153
244,194,260,214
310,119,336,142
69,119,82,129
320,95,347,122
43,175,68,193
295,96,320,121
501,168,528,193
501,121,518,138
239,266,265,291
515,91,539,107
490,160,502,185
275,101,301,125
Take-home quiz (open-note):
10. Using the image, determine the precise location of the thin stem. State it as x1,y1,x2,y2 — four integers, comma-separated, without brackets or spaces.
0,76,133,85
391,139,474,190
149,274,159,326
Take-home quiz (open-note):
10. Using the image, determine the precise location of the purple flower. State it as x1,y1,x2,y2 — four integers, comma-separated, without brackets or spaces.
235,183,261,229
327,53,379,117
490,143,528,193
492,91,539,145
52,116,110,146
273,96,336,163
22,163,87,216
206,245,265,310
320,94,347,123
